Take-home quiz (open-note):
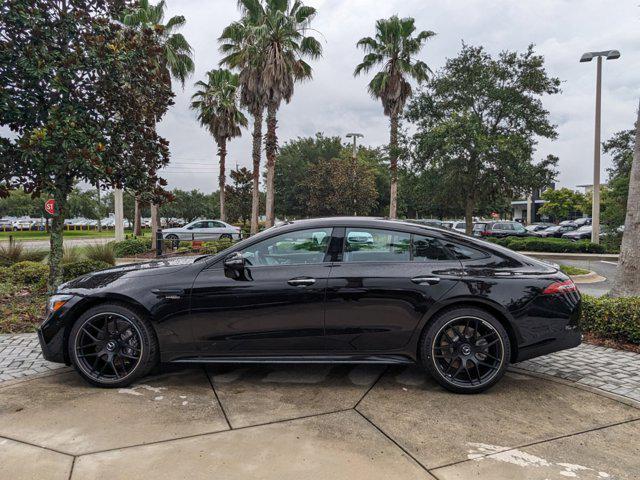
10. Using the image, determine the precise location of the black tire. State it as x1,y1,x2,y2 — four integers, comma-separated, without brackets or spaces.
166,234,179,249
219,233,232,240
68,303,159,388
419,307,510,394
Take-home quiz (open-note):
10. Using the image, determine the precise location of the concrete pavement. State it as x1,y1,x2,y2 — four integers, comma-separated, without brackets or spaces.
1,364,638,480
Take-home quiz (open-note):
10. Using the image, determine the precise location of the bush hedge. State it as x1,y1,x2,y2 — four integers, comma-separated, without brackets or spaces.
112,237,152,257
199,238,235,254
488,236,606,254
5,261,49,288
581,295,640,345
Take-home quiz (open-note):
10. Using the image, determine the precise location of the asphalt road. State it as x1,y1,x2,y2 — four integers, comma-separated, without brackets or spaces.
542,256,617,297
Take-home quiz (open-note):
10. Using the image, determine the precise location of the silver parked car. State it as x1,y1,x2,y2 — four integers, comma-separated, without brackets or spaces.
162,219,241,243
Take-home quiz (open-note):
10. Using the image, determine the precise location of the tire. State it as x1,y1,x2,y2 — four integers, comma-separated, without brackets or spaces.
68,303,159,388
219,233,232,240
419,307,510,394
166,234,179,248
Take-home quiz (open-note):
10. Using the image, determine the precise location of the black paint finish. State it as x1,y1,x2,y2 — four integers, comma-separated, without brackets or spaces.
38,218,581,367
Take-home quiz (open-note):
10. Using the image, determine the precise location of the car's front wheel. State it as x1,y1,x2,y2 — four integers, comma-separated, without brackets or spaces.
68,303,158,388
165,234,180,248
420,307,510,394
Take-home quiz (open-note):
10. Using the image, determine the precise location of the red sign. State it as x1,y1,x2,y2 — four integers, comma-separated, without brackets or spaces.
44,199,55,215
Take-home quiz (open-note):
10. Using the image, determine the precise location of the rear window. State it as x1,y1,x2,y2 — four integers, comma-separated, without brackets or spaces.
442,240,488,260
473,223,486,231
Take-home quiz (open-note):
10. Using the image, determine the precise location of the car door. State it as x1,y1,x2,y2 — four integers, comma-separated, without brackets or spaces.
189,226,335,354
184,221,206,240
324,227,463,352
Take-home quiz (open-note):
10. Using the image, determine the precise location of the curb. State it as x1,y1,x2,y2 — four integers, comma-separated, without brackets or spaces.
570,271,607,284
521,251,619,262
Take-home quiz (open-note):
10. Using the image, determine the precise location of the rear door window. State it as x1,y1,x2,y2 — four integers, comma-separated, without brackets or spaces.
344,228,410,262
412,235,452,261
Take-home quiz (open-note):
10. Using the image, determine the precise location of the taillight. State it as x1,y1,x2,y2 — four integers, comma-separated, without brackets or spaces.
542,279,577,295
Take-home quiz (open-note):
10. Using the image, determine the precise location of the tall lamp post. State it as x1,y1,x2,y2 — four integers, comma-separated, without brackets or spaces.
580,49,620,244
346,133,364,216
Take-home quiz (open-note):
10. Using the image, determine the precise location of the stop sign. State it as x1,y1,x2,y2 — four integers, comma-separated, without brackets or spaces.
44,199,55,215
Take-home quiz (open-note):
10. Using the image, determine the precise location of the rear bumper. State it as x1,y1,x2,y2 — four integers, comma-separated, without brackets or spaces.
514,327,581,363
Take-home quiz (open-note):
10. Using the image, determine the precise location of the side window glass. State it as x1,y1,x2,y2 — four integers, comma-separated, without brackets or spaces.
412,235,451,261
191,222,204,229
210,221,224,228
442,240,488,260
344,228,410,262
241,228,332,266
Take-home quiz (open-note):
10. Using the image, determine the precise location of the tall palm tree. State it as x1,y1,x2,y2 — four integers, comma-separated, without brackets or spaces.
191,69,248,221
223,0,322,227
355,16,435,219
122,0,195,87
122,0,195,235
219,14,268,235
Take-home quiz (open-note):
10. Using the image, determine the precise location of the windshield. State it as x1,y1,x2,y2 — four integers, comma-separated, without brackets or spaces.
577,226,592,232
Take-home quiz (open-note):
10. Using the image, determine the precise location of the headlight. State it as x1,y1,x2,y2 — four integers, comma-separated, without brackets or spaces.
46,295,74,315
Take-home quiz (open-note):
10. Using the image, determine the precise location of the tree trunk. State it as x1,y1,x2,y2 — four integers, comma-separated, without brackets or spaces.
464,196,475,235
610,102,640,297
218,137,227,222
133,196,142,236
150,203,160,251
389,114,399,219
250,109,263,235
48,182,70,292
265,101,278,227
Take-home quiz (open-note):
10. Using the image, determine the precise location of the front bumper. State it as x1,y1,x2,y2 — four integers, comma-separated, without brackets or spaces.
37,295,85,365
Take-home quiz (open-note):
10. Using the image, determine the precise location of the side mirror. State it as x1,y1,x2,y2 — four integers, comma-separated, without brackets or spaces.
224,252,246,279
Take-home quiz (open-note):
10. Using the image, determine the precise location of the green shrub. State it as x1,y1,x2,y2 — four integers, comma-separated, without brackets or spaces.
62,260,112,281
7,261,49,288
199,238,235,254
581,295,640,345
62,245,82,264
488,236,606,254
0,242,47,266
84,242,116,265
112,237,152,257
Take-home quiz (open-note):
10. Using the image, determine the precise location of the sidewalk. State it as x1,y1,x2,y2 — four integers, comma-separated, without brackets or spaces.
1,332,639,404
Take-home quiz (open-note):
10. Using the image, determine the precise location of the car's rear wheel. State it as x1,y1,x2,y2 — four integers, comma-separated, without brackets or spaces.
165,234,179,248
420,307,510,394
219,233,232,240
68,303,158,388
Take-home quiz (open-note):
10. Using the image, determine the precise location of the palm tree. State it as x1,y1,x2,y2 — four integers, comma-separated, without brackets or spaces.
355,16,435,219
122,0,195,235
219,15,268,235
222,0,322,227
122,0,195,87
191,69,248,221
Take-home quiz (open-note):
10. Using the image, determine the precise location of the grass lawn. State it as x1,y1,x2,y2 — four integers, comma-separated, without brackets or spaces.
560,264,591,276
0,228,152,241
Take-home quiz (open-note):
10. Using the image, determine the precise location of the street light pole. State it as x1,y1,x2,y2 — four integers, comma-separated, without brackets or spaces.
580,49,620,244
346,133,364,216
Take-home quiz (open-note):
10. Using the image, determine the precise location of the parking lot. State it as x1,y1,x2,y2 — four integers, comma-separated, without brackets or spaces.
1,360,639,480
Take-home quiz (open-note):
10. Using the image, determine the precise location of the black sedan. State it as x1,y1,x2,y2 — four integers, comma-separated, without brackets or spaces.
38,218,581,394
535,224,578,238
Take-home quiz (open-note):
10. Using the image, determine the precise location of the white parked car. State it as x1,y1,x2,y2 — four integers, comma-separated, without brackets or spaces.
162,219,241,243
12,218,34,230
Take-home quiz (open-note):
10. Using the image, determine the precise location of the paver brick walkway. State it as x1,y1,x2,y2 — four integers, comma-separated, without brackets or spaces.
0,333,67,382
1,333,639,404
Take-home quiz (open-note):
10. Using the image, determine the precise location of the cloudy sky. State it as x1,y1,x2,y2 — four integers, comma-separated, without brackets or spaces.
158,0,640,193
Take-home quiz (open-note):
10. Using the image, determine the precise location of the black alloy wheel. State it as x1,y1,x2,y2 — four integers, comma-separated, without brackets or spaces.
69,304,158,387
220,233,232,240
421,307,510,393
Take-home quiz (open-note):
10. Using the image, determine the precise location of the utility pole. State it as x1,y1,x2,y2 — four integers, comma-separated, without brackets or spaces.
346,133,363,216
580,49,620,244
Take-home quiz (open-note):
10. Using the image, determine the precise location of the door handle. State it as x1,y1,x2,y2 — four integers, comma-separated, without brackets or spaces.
151,288,185,299
287,277,316,287
411,276,440,285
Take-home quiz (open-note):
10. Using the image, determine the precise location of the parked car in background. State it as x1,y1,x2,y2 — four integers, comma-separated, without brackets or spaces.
559,220,577,227
448,220,467,234
410,219,444,228
535,224,577,238
12,218,34,231
472,221,528,238
562,225,592,241
573,217,592,227
39,217,581,394
162,219,241,243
